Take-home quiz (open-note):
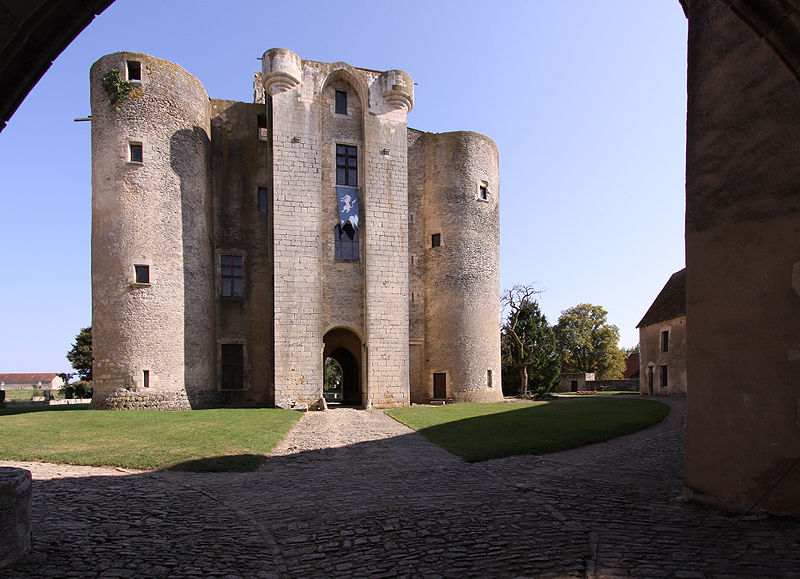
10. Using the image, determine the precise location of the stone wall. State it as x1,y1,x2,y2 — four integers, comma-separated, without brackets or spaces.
210,99,272,407
90,52,213,410
683,0,800,516
421,131,503,403
0,468,31,568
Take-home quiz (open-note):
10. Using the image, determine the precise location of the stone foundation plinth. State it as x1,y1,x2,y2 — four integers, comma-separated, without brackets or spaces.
0,467,31,568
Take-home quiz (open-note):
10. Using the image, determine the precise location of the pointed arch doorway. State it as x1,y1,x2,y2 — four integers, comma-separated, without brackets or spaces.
323,328,363,407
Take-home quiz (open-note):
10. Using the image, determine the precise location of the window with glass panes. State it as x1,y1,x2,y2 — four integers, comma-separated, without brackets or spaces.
336,144,357,186
220,255,244,297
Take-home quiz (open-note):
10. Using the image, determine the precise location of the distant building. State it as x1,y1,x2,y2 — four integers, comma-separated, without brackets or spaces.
555,372,595,393
637,269,686,396
0,373,64,392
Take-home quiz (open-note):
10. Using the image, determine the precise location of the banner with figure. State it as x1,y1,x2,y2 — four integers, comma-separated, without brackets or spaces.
337,186,359,229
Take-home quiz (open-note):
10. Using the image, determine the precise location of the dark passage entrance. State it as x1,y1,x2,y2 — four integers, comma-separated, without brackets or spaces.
323,328,363,407
433,372,446,399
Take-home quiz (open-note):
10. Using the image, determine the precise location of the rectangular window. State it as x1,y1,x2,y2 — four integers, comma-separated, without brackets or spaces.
257,114,267,129
431,233,441,248
126,60,141,82
220,255,244,297
479,184,488,200
134,264,149,284
336,144,358,186
258,186,268,213
660,365,668,388
221,344,244,390
129,142,143,163
433,372,446,399
661,330,670,352
487,369,493,388
335,224,359,261
143,370,149,388
335,90,347,115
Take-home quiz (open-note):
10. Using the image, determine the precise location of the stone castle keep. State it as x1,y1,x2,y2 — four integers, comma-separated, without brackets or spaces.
90,49,502,410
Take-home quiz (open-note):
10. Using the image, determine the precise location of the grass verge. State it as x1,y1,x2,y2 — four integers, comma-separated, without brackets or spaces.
386,397,669,462
0,407,302,471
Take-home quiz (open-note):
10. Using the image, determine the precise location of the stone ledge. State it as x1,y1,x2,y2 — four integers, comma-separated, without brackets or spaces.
0,467,31,568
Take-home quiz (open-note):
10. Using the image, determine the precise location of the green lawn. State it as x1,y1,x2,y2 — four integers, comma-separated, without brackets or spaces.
386,398,669,462
0,407,301,471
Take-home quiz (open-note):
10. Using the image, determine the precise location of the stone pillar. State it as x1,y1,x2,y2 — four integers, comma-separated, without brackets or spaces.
0,468,31,568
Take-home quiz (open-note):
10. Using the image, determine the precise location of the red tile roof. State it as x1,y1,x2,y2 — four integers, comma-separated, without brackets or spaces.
623,352,640,379
0,373,60,383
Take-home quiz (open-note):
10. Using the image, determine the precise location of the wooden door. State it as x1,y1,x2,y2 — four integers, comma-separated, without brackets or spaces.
433,373,446,399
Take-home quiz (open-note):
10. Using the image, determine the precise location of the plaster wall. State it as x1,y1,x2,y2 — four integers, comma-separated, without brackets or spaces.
684,0,800,516
639,316,687,396
210,99,272,406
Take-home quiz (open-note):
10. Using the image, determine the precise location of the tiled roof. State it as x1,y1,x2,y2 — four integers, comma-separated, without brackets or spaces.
637,268,686,328
623,352,640,379
0,373,60,383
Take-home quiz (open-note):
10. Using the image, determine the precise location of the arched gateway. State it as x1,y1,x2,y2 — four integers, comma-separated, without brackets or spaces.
323,328,363,407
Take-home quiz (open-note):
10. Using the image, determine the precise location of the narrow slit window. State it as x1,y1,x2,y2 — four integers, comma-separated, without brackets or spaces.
661,330,670,352
143,370,150,388
134,264,149,284
431,233,441,248
127,60,141,82
258,186,268,213
487,369,493,388
660,365,668,388
335,90,347,115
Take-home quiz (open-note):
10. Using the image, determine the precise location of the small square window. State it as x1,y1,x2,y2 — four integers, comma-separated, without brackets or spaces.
335,90,347,115
126,60,141,82
129,142,143,163
134,264,149,284
258,186,268,213
431,233,441,248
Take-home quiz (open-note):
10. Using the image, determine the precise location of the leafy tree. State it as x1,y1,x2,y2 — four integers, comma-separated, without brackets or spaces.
66,326,92,381
501,285,561,397
323,358,342,393
555,304,626,379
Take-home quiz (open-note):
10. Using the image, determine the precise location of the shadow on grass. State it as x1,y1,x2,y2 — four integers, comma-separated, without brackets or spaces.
0,403,90,416
167,454,266,472
406,398,669,462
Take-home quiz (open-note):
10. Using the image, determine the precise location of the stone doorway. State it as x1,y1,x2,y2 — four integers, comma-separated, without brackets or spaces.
323,328,363,407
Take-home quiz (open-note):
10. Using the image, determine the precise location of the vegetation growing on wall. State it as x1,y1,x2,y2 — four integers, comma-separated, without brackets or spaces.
101,68,133,105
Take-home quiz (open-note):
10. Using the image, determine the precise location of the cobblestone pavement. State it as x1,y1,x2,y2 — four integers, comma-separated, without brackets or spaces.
2,398,799,577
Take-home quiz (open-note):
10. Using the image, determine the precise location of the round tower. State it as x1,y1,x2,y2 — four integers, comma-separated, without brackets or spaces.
90,52,214,410
422,131,503,402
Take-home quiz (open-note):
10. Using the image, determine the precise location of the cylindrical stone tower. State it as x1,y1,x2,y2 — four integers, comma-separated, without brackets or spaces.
422,131,503,402
90,52,215,410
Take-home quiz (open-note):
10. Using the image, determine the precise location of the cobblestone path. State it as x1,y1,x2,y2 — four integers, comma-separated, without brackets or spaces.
3,399,799,577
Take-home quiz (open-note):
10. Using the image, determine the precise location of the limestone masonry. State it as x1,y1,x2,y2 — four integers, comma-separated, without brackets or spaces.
90,49,502,410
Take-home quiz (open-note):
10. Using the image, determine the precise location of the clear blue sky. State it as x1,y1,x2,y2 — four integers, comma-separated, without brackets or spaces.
0,0,687,373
